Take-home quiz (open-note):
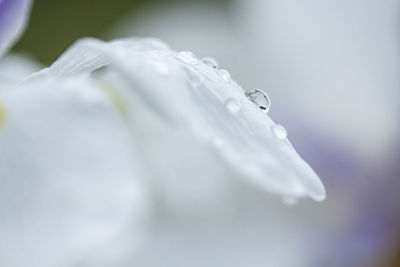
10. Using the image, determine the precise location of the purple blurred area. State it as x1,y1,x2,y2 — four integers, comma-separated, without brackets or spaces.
0,0,31,56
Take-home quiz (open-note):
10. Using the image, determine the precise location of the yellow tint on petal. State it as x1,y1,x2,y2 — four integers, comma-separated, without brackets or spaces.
0,103,5,128
94,82,128,116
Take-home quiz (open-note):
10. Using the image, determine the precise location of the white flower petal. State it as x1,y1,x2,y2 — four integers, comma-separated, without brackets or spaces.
31,37,325,202
0,77,148,266
0,53,41,84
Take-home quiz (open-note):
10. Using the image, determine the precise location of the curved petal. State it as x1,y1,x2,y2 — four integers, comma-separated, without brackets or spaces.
29,37,326,202
0,0,32,57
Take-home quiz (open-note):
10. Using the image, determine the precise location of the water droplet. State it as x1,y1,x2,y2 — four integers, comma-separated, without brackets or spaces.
271,124,287,139
202,56,219,69
176,51,198,65
225,98,241,113
282,196,299,206
218,69,231,81
245,89,271,114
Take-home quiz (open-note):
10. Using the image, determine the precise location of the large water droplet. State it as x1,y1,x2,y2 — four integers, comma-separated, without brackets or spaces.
176,51,198,65
225,98,241,113
202,56,219,69
218,69,231,81
245,89,271,114
271,124,287,139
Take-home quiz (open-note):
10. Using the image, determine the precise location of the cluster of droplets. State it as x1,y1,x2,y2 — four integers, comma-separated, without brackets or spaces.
176,51,231,82
176,51,199,65
176,51,299,205
176,51,237,113
176,51,288,141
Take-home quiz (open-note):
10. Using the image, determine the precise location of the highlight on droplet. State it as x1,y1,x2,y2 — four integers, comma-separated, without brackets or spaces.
176,51,199,65
271,124,288,140
218,69,231,82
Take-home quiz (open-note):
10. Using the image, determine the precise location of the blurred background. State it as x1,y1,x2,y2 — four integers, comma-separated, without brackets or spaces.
12,0,400,266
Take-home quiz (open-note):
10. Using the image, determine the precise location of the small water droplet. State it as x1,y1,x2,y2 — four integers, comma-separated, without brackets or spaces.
176,51,198,65
245,89,271,114
225,98,241,113
218,69,231,81
271,124,287,139
282,196,299,206
202,56,219,69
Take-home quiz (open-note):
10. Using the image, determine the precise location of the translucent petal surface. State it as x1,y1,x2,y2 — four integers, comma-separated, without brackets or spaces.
0,78,148,267
0,53,41,84
30,37,326,202
0,0,32,57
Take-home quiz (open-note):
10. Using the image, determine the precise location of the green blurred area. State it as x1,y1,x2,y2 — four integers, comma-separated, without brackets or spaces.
13,0,143,64
13,0,227,65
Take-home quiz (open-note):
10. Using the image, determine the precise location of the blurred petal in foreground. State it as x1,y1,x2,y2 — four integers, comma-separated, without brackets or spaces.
0,76,148,267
